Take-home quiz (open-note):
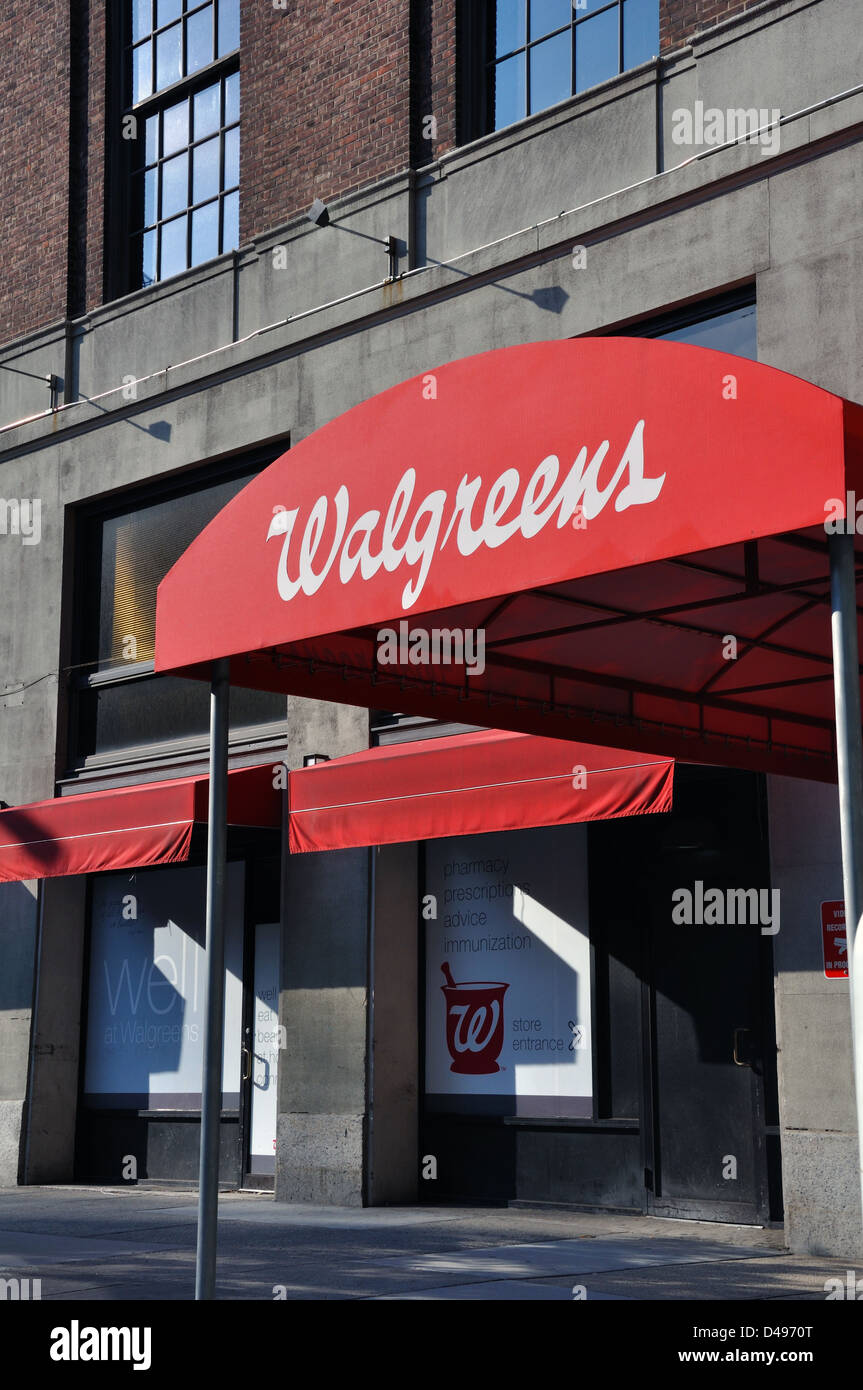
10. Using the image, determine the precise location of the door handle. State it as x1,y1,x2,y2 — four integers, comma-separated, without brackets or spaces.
733,1027,751,1067
241,1045,252,1081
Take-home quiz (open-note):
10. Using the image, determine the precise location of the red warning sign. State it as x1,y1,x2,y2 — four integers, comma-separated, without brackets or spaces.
821,901,848,979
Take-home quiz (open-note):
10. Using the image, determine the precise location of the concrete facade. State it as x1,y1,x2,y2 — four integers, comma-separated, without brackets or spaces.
0,0,860,1255
768,778,861,1258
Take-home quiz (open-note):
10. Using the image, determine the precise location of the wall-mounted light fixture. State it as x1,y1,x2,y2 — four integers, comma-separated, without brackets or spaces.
0,363,62,410
307,198,330,227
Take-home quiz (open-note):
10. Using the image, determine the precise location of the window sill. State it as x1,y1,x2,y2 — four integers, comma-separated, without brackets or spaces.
60,720,290,791
427,55,661,180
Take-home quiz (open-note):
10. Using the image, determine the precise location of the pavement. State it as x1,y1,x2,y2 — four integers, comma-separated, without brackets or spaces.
0,1187,854,1301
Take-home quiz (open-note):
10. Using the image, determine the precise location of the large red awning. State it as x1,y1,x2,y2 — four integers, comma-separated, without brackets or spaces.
289,730,673,853
155,339,863,781
0,764,281,884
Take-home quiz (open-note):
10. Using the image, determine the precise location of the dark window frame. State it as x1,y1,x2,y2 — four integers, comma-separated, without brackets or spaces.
67,444,287,773
107,0,240,299
459,0,659,143
599,285,757,343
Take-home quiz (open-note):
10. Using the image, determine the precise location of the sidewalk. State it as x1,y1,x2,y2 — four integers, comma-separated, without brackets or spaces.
0,1187,850,1300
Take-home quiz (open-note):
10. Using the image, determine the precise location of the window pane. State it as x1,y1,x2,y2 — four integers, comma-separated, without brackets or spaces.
132,0,152,43
131,117,148,174
575,7,619,92
224,125,239,187
193,136,220,203
187,4,214,72
160,213,188,278
657,305,757,361
496,0,525,56
494,52,526,128
161,150,189,217
192,200,220,264
529,31,570,112
194,81,221,138
157,0,182,26
218,0,240,55
145,113,159,164
144,167,158,225
81,468,286,752
132,41,152,103
156,21,182,90
225,69,239,125
82,676,284,754
222,190,239,251
142,230,157,285
98,474,260,665
623,0,658,69
530,0,572,41
83,866,244,1110
163,96,189,156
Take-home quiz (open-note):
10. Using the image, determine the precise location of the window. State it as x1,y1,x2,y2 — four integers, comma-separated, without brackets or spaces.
463,0,659,137
124,0,240,288
83,864,245,1111
71,456,286,765
623,292,757,359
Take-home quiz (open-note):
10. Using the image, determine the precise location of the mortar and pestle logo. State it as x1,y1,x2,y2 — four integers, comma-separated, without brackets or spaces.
441,963,509,1074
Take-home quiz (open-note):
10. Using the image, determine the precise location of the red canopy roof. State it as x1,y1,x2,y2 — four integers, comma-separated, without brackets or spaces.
288,730,673,853
155,339,863,781
0,764,281,883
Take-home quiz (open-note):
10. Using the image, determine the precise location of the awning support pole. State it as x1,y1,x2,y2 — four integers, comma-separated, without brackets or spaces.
195,656,230,1301
829,533,863,1232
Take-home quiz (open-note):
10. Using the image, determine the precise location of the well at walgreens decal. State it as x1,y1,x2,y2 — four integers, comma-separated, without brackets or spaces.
424,825,592,1119
155,339,848,670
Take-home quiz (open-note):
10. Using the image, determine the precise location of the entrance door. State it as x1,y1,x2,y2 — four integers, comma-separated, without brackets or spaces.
640,768,776,1223
241,922,280,1187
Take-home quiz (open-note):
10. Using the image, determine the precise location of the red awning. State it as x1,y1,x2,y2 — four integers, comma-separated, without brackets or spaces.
289,730,673,853
0,764,281,884
155,339,863,782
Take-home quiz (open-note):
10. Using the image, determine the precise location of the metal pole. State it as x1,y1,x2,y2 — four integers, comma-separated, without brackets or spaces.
829,532,863,1230
195,657,230,1300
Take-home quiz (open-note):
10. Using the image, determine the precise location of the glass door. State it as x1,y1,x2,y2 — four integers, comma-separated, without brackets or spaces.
241,921,280,1187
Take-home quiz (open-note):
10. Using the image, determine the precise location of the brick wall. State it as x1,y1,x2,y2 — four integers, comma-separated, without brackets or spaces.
67,1,107,319
0,2,70,341
84,4,107,316
0,0,796,343
239,0,414,244
661,0,763,52
412,0,458,165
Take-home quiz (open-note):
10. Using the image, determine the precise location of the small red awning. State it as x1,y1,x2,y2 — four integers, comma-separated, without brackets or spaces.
0,763,281,884
288,730,673,853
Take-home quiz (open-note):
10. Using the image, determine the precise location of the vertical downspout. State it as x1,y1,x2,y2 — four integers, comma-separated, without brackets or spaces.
195,657,230,1300
21,881,45,1185
365,846,376,1206
829,532,863,1234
